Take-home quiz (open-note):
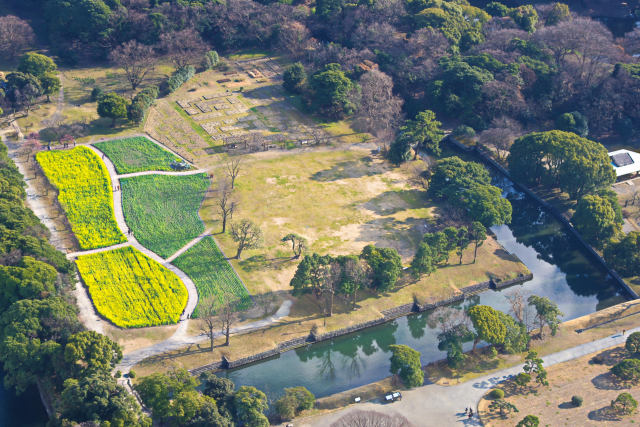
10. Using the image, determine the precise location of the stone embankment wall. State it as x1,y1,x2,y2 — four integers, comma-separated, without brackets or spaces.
447,136,639,300
189,273,533,376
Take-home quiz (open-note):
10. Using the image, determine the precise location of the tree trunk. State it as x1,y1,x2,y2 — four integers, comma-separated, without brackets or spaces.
209,326,214,351
472,338,478,352
352,289,357,310
473,242,478,263
236,245,243,259
222,214,227,233
225,323,230,346
329,291,334,317
111,117,116,127
459,251,463,264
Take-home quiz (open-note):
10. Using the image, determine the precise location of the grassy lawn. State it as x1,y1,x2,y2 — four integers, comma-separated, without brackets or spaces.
76,246,187,328
94,136,187,174
120,174,209,258
201,146,527,298
37,146,126,249
478,345,640,426
172,236,250,316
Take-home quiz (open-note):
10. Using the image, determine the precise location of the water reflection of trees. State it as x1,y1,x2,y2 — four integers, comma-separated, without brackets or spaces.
507,196,620,302
294,322,399,380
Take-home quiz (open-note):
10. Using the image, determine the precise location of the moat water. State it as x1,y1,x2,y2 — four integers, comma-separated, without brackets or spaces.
219,178,628,403
0,178,630,422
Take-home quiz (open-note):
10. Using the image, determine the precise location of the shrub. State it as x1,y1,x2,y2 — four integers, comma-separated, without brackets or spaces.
166,65,195,93
389,344,423,388
114,370,121,378
611,358,640,383
571,395,583,407
127,85,159,124
202,50,219,70
275,387,315,421
91,87,103,101
489,388,505,399
128,370,136,379
516,414,539,427
626,332,640,355
611,392,638,415
514,372,531,388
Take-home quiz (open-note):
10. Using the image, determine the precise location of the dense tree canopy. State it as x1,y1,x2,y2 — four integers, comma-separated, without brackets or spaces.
389,344,424,388
508,131,615,199
429,156,512,226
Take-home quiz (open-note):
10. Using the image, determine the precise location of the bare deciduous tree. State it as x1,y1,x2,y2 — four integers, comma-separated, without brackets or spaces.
230,219,263,259
159,29,207,69
216,179,237,233
218,298,238,346
198,297,218,351
277,21,312,58
331,410,413,427
225,158,241,189
0,16,35,59
110,40,157,92
505,289,533,331
353,70,403,138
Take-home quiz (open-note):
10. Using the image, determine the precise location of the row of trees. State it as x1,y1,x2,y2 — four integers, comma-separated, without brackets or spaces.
0,141,148,425
411,223,487,277
290,245,402,317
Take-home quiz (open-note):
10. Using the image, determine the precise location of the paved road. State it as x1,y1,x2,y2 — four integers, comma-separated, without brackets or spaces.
301,325,640,427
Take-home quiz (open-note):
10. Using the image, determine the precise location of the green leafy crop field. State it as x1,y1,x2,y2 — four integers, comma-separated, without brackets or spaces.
36,147,126,249
94,136,188,174
172,236,250,316
120,173,209,258
76,246,187,328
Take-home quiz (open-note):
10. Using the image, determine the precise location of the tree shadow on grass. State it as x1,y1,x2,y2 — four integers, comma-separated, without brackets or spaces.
591,372,628,391
310,158,386,182
588,406,622,422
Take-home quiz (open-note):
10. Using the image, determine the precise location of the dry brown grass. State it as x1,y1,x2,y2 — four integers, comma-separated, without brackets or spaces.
426,301,640,386
478,346,640,426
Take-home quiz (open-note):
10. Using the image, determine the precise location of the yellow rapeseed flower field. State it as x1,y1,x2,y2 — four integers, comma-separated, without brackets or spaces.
76,246,188,328
37,146,126,249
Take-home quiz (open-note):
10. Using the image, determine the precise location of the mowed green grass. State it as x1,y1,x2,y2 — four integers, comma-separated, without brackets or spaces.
94,136,188,174
172,236,250,316
76,246,187,328
120,174,209,258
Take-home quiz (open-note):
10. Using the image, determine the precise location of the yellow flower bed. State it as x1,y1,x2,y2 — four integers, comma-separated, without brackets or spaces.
37,147,126,249
76,246,187,328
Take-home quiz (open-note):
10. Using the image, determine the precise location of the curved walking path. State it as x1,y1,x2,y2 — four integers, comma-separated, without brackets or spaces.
116,299,292,373
301,325,640,427
69,143,202,320
166,228,213,263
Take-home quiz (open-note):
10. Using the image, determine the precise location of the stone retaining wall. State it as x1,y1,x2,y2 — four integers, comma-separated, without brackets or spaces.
447,136,639,300
189,273,533,376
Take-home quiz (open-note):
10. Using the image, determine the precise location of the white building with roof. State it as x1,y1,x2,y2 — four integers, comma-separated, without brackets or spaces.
608,149,640,178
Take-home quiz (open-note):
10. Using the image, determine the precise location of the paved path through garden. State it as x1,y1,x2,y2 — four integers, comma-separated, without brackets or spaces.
116,299,293,373
300,325,640,427
165,228,213,263
67,143,202,321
